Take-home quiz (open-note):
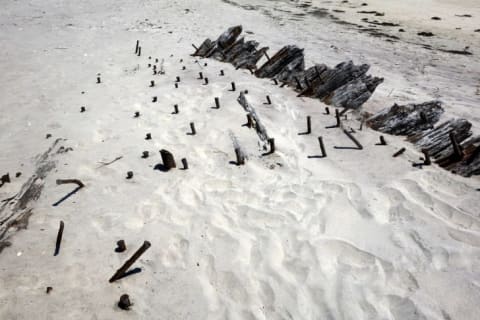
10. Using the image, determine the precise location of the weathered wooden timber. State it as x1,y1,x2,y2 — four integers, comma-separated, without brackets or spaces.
367,101,479,176
193,26,382,111
237,92,270,142
367,101,444,135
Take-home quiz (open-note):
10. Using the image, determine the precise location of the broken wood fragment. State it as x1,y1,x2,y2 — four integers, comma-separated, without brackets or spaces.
115,240,126,253
118,294,132,310
181,158,188,170
318,137,327,157
189,122,196,135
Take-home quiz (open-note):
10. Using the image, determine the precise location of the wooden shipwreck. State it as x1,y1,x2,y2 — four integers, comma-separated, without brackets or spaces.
193,25,383,112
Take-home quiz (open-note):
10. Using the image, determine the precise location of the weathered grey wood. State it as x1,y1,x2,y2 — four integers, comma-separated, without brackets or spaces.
237,92,270,141
230,131,247,165
367,101,444,135
255,45,304,79
329,75,384,110
407,118,472,158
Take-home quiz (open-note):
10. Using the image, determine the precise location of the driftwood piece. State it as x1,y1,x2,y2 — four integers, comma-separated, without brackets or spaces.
237,92,270,142
367,101,444,135
53,178,85,207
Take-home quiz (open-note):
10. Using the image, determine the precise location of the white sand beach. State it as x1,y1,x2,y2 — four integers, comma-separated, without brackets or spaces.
1,0,479,319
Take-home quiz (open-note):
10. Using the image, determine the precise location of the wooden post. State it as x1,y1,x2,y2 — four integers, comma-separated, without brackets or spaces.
214,97,220,109
235,148,245,165
160,149,176,169
150,80,155,87
181,158,188,170
145,133,152,140
115,240,126,253
135,40,139,54
96,77,101,84
198,72,203,79
142,151,149,159
318,137,327,157
325,107,330,115
109,241,151,282
176,76,180,82
343,130,363,150
335,109,341,127
189,122,196,135
267,138,275,154
379,136,387,145
182,66,186,70
126,171,133,179
306,116,311,134
54,221,64,256
174,83,178,89
393,148,406,157
220,70,224,76
294,77,302,90
265,95,271,105
204,77,209,85
134,111,140,118
172,104,179,114
422,149,431,165
245,114,253,128
80,106,86,113
152,96,157,102
273,79,278,85
118,294,132,310
231,82,236,91
137,47,141,56
449,131,463,159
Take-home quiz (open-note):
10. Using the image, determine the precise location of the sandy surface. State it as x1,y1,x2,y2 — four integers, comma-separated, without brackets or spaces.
1,0,480,319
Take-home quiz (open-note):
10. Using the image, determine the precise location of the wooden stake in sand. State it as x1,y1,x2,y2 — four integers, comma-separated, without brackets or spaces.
189,122,196,135
230,82,236,91
325,107,330,115
299,116,311,135
126,171,133,179
134,111,140,118
150,80,155,87
135,40,139,54
204,77,209,85
393,148,406,157
160,149,176,170
141,151,149,159
137,47,141,56
198,72,203,80
152,96,157,103
181,158,188,170
378,136,387,145
318,137,327,157
54,221,64,256
176,76,180,82
265,95,272,105
214,97,220,109
172,104,179,114
145,133,152,140
115,240,126,253
273,79,278,85
422,149,431,165
235,148,245,165
118,294,132,310
266,138,275,155
244,114,254,128
220,70,224,76
109,241,151,283
96,77,101,84
342,129,363,150
80,106,86,113
175,83,178,89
